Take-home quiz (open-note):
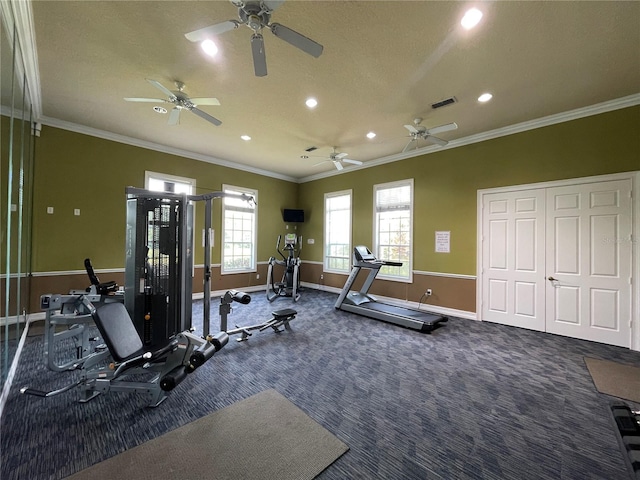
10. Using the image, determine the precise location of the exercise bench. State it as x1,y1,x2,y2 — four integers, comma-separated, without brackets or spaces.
22,297,228,407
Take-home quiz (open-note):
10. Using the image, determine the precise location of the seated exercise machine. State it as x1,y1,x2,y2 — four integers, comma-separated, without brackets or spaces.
335,246,448,333
219,289,297,342
266,233,302,303
39,258,124,372
83,257,119,295
22,295,228,407
23,187,296,407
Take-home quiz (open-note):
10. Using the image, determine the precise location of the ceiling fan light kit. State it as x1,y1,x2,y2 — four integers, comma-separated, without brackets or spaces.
124,79,222,127
312,147,364,171
402,118,458,153
185,0,323,77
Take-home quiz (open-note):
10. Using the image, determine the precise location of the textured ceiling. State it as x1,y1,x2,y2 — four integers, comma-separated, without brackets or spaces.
9,1,640,180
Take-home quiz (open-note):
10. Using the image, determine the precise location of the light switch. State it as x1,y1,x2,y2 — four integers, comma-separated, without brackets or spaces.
74,209,80,216
47,207,54,214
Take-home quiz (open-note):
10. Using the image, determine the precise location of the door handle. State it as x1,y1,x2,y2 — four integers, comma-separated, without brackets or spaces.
547,276,557,282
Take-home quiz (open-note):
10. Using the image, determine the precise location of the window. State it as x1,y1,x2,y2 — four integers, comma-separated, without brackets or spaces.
222,184,257,274
145,171,194,194
324,190,352,273
373,179,413,281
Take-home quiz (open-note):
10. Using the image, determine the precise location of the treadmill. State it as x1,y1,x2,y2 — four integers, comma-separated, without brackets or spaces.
334,246,448,333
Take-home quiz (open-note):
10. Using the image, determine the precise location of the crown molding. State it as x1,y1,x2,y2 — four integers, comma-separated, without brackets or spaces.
299,93,640,183
38,115,298,183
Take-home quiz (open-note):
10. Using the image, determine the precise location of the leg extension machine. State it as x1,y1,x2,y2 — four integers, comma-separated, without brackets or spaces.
220,290,297,342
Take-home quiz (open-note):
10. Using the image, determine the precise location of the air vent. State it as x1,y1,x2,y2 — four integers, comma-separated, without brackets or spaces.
305,146,318,152
431,97,457,109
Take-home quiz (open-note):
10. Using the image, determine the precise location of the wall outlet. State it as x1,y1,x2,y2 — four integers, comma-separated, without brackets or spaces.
426,289,432,296
320,274,324,280
256,274,260,280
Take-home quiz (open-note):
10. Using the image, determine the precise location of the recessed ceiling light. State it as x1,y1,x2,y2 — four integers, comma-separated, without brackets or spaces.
478,93,493,102
201,39,218,57
366,132,376,139
241,135,251,141
153,106,167,114
461,8,483,30
305,97,318,109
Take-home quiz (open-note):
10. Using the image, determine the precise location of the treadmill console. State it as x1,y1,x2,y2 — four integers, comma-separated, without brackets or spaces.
354,246,376,262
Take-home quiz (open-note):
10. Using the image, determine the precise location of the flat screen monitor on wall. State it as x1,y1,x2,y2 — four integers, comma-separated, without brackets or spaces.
283,209,304,223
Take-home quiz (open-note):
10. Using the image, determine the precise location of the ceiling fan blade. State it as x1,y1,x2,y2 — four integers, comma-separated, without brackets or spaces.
185,20,240,42
402,139,416,153
251,34,268,77
404,124,419,134
145,79,176,100
263,0,285,12
269,23,323,58
189,97,221,106
333,160,344,171
124,97,165,102
191,107,222,126
342,159,363,165
168,107,181,126
428,122,458,135
426,135,448,146
334,152,348,160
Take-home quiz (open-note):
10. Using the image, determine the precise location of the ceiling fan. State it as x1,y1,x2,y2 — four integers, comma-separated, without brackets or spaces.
124,79,222,126
312,148,363,171
403,118,458,152
184,0,323,77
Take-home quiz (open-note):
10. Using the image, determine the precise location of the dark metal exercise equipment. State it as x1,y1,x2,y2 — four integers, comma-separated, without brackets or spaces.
39,259,124,372
22,187,295,407
219,289,297,342
266,233,302,302
125,189,194,347
22,295,228,407
335,246,448,333
21,188,247,407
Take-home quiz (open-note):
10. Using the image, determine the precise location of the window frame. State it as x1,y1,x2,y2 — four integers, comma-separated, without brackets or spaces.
324,189,353,274
372,178,414,283
145,171,195,194
221,183,257,275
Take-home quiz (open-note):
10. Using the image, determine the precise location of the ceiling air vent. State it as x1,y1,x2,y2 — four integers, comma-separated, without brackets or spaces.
305,146,318,152
431,97,457,109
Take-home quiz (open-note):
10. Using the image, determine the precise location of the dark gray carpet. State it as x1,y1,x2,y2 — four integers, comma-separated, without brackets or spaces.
2,288,640,479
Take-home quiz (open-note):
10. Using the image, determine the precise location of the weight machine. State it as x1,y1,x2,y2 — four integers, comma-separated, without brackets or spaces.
266,233,302,303
22,295,228,407
21,188,248,406
37,259,124,373
21,187,297,407
219,289,297,342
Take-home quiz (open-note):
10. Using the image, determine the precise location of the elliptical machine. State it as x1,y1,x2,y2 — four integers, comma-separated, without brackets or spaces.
266,233,302,302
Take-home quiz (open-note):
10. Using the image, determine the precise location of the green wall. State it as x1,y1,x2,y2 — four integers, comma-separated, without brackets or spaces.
298,106,640,276
31,126,299,272
22,105,640,275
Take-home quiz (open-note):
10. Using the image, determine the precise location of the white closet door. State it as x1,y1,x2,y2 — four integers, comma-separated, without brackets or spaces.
482,189,546,331
545,179,632,347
